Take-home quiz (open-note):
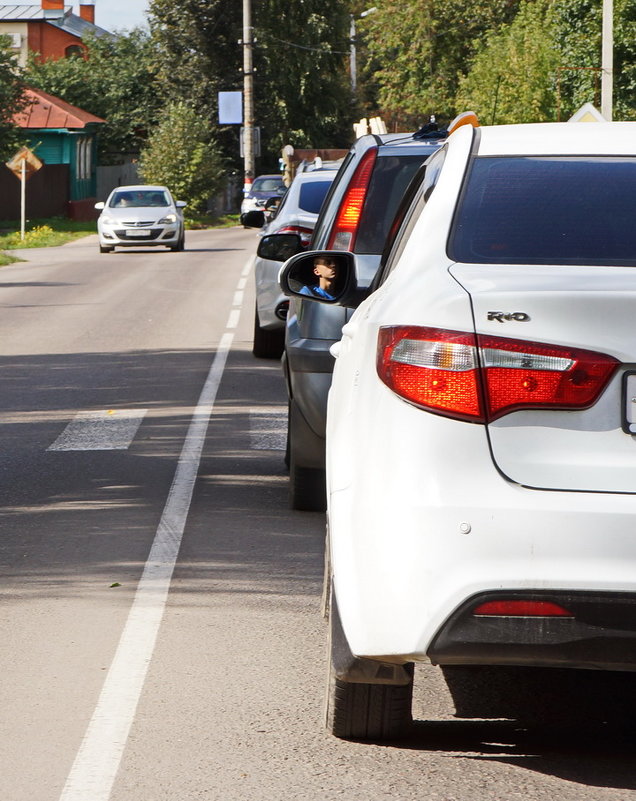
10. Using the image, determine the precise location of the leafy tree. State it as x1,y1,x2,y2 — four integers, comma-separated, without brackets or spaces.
138,101,226,212
25,28,161,161
360,0,522,127
148,0,353,170
455,0,558,124
0,35,27,161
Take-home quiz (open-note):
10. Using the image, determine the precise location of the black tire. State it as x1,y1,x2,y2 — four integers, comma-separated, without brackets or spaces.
289,458,326,511
99,244,114,253
325,594,414,741
252,308,284,359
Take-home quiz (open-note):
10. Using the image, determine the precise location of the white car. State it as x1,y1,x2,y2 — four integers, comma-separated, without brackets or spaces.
95,185,186,253
245,164,340,358
280,117,636,741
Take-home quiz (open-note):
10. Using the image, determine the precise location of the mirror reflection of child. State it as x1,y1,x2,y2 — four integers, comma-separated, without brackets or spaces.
300,256,338,300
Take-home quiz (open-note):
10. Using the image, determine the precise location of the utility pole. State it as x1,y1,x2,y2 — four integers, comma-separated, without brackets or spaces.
601,0,613,120
242,0,255,193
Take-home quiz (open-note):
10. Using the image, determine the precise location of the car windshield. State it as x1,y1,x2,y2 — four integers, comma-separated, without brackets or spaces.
252,177,283,193
298,180,332,214
449,156,636,266
355,155,428,254
109,190,170,208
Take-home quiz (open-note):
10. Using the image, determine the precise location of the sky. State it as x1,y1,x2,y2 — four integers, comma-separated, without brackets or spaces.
93,0,150,32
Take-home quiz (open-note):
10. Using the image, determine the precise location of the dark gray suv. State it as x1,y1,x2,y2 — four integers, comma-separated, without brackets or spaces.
259,131,444,510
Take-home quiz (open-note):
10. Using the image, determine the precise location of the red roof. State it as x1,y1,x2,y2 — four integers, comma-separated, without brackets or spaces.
14,87,105,129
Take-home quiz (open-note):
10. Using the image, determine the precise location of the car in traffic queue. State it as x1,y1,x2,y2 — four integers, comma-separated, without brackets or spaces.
279,115,636,741
95,185,186,253
259,128,445,510
243,160,341,359
240,174,286,215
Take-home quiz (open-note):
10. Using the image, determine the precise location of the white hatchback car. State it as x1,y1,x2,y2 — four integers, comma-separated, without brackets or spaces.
280,118,636,741
95,185,186,253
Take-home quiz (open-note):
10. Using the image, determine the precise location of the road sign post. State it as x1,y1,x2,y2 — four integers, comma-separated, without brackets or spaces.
6,146,43,240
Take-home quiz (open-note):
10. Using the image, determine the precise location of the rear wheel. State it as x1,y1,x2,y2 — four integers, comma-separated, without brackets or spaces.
288,399,326,511
325,592,414,741
252,308,284,359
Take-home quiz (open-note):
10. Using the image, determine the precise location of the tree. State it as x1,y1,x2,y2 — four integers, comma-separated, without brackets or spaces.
455,0,558,124
359,0,522,127
138,101,226,212
0,35,27,161
148,0,353,171
25,29,161,161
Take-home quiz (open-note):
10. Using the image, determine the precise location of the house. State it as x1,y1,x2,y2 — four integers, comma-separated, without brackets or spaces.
0,0,109,66
0,87,105,220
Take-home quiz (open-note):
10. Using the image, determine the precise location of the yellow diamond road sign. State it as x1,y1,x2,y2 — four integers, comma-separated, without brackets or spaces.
6,146,43,181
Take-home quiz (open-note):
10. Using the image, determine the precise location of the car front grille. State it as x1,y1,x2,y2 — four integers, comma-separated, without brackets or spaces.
121,220,155,227
114,229,162,240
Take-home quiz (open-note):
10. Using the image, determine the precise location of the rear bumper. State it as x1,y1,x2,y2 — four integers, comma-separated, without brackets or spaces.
429,589,636,672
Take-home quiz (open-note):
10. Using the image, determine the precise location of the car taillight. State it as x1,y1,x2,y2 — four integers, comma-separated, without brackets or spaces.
276,225,313,247
377,326,619,423
473,600,573,617
327,147,378,251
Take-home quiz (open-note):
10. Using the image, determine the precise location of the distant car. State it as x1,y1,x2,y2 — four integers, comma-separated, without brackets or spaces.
95,185,186,253
243,163,340,359
261,130,445,509
280,117,636,741
240,174,285,215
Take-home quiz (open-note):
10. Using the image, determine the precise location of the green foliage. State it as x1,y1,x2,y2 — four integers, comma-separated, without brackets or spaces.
25,29,161,161
139,101,226,212
361,0,523,126
149,0,353,170
455,0,558,124
0,34,28,161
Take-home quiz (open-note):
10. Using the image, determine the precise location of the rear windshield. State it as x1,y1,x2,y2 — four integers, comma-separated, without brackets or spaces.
450,156,636,266
110,190,170,208
252,177,283,193
355,155,427,254
298,180,332,214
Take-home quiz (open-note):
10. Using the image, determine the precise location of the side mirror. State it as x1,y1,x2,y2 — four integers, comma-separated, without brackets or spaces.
279,250,369,308
241,209,266,229
257,232,302,261
176,200,187,209
94,201,105,210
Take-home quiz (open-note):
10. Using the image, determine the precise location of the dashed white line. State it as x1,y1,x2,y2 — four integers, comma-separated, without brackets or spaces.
48,410,147,451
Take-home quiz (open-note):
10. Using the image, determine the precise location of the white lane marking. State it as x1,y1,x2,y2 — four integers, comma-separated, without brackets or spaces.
233,290,244,307
250,409,286,451
237,277,247,290
48,410,148,451
241,257,253,278
58,274,244,798
226,309,241,329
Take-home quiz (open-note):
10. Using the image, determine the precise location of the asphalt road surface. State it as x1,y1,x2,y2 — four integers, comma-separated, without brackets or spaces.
2,229,636,801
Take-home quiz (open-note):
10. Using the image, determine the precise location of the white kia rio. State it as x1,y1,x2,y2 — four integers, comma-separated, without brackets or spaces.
280,116,636,741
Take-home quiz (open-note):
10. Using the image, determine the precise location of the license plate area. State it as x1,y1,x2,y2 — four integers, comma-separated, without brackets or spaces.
126,228,151,237
622,372,636,434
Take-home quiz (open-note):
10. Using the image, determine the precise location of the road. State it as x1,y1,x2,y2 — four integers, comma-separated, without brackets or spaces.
1,228,636,801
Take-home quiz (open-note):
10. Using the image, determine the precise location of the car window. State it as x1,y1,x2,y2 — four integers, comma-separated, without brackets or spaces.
252,177,283,192
311,151,355,246
298,180,333,214
355,154,428,254
449,156,636,266
110,190,170,208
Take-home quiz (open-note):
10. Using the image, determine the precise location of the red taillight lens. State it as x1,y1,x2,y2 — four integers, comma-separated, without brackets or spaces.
276,225,313,247
473,600,573,617
377,326,618,423
327,147,378,251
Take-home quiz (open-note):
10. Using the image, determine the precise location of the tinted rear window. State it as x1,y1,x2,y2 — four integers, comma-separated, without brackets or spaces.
298,180,332,214
252,177,283,193
355,155,427,254
450,156,636,266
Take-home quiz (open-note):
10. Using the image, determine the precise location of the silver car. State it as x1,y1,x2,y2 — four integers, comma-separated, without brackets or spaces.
95,185,186,253
245,164,340,358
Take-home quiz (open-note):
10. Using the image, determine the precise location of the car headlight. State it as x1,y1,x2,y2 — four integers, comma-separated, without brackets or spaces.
100,216,117,225
157,213,177,224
